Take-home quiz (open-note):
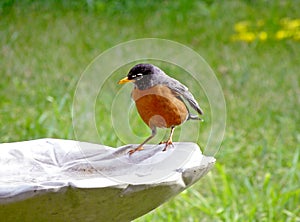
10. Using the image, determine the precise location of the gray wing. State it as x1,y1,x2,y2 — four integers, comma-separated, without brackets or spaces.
160,75,204,116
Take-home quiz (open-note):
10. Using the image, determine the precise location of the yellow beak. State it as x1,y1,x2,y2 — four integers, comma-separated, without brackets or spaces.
118,77,134,84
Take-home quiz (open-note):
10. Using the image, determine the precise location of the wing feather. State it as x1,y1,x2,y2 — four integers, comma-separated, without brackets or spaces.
160,75,203,115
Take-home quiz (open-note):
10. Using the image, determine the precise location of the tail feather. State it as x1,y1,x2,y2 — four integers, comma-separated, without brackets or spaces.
188,114,203,121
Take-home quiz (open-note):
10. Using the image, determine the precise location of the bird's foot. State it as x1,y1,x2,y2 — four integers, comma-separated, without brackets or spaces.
128,146,144,155
159,139,173,151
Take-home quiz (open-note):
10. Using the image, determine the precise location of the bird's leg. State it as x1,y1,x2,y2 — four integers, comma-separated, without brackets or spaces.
161,126,175,151
128,127,157,155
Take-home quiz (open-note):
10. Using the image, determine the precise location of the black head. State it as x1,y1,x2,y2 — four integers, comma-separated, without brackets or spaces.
118,63,164,89
127,63,156,81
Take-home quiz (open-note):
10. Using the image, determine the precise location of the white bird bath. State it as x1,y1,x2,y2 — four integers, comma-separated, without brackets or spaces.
0,139,215,221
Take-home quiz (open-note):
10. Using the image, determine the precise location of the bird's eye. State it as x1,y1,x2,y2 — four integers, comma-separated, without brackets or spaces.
131,74,136,78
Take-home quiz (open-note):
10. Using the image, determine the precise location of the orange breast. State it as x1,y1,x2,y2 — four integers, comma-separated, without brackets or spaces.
131,85,188,128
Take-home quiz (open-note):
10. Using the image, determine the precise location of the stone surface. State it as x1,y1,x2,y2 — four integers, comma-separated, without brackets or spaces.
0,138,215,221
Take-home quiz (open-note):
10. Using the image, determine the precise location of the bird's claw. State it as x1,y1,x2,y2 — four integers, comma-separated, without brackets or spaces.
128,149,135,155
128,146,144,155
160,140,173,151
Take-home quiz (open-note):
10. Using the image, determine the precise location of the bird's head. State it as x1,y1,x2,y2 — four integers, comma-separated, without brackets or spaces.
118,63,163,89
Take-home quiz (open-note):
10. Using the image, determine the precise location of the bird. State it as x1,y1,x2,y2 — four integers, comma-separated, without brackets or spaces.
118,63,203,155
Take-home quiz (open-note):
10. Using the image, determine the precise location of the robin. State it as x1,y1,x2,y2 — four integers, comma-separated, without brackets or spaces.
118,63,203,155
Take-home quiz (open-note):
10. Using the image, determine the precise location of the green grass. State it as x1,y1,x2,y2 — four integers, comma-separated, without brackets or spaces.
1,0,300,221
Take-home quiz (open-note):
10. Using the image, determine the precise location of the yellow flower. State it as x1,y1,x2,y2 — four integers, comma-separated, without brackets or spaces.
280,18,300,30
233,18,300,42
293,31,300,41
232,32,256,42
234,21,250,32
258,32,268,41
275,30,292,40
286,19,300,30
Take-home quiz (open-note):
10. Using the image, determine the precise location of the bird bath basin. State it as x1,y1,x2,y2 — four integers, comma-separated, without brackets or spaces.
0,138,215,221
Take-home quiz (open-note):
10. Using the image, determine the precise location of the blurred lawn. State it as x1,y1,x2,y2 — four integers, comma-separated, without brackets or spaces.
1,0,299,221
